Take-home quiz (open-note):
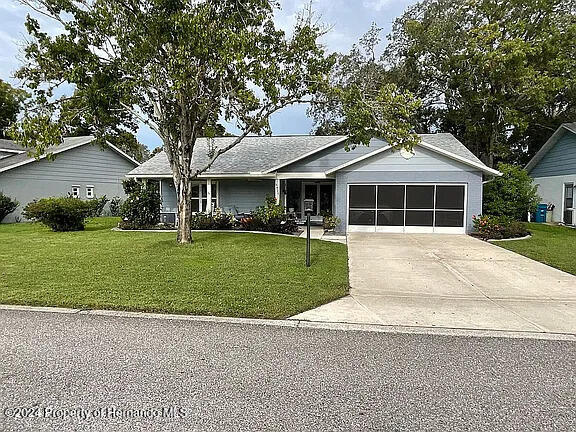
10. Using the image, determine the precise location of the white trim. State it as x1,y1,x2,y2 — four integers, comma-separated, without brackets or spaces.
86,186,95,199
418,141,502,176
326,142,501,176
263,136,348,173
0,149,25,154
275,172,333,180
274,178,281,203
105,141,141,166
206,179,213,213
346,182,468,234
326,145,393,174
525,124,572,173
0,138,93,173
0,137,140,174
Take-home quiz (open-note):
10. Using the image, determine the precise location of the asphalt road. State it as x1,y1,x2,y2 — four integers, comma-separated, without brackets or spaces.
0,310,575,432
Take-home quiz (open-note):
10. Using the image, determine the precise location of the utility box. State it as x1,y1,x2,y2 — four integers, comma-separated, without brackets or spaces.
534,203,548,223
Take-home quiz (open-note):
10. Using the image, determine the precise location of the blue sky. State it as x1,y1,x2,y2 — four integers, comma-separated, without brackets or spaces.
0,0,417,150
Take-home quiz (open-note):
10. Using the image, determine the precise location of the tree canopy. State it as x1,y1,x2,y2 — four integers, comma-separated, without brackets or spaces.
0,80,28,139
313,0,576,167
13,0,421,242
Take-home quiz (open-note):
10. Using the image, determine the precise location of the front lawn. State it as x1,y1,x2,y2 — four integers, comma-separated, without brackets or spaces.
0,218,349,318
496,223,576,275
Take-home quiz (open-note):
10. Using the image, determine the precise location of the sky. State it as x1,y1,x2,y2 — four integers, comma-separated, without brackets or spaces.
0,0,418,150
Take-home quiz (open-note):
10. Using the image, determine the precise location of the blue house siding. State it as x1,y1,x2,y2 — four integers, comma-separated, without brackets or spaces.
530,132,576,177
218,179,274,213
279,138,386,173
0,144,136,222
334,171,483,233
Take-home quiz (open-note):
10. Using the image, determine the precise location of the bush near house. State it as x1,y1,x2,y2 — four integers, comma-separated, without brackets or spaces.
0,192,19,222
119,179,161,229
88,196,109,217
483,163,540,221
190,209,235,230
240,196,298,234
108,196,123,217
472,215,530,240
23,197,96,231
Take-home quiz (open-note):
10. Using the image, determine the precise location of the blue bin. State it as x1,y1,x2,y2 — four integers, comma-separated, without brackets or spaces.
534,203,548,223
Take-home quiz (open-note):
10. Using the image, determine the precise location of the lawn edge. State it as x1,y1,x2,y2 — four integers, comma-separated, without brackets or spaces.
1,304,574,342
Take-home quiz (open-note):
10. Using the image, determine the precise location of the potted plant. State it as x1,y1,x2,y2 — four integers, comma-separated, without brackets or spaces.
323,215,341,233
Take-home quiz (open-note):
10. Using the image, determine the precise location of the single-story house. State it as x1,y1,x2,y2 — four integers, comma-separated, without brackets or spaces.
0,136,140,222
525,123,576,225
127,134,500,234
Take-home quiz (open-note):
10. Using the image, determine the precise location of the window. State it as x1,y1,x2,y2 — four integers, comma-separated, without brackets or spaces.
71,186,80,199
349,184,466,230
191,182,218,212
86,186,94,199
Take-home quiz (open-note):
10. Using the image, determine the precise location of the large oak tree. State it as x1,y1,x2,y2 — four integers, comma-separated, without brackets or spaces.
13,0,420,243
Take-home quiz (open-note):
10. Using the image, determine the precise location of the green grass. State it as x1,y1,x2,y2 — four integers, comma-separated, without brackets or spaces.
496,223,576,275
0,218,349,318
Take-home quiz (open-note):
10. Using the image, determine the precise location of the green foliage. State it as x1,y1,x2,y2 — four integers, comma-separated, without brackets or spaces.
108,197,123,217
13,0,420,242
190,209,235,230
22,197,95,231
473,215,530,240
311,22,422,150
385,0,576,166
241,196,298,234
323,215,341,231
0,192,19,222
0,80,28,139
119,179,160,228
483,163,540,220
88,196,109,217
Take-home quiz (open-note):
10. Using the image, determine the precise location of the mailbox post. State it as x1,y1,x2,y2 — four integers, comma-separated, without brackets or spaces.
303,198,314,267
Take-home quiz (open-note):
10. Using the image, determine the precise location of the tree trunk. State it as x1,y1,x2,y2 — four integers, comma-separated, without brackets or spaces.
176,174,194,244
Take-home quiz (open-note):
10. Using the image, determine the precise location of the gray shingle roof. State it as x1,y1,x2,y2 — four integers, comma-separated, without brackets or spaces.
420,133,484,165
129,133,491,176
0,136,96,172
128,135,347,176
0,139,26,152
563,122,576,135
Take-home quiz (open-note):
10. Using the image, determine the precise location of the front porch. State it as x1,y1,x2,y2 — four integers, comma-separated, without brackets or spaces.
282,179,335,224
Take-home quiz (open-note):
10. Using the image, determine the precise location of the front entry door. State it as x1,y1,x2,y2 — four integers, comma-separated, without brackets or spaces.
564,183,574,225
303,183,333,216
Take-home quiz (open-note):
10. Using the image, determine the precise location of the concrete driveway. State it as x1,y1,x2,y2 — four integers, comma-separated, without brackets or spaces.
292,233,576,334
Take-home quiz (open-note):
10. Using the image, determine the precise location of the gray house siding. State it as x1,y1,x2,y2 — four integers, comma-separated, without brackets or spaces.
279,138,385,173
0,151,17,159
219,179,274,213
530,132,576,177
0,144,136,222
332,147,484,233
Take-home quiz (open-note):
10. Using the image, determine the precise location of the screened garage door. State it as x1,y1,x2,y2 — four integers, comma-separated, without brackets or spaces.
348,184,466,234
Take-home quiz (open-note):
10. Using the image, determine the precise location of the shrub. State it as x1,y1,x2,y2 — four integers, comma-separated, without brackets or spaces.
23,197,95,231
323,215,341,231
88,195,109,217
109,196,123,217
472,214,530,240
240,196,298,234
483,163,540,220
119,179,161,229
0,192,19,222
190,208,235,230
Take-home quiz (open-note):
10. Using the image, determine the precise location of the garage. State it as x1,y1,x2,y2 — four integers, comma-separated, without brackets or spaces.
347,183,467,234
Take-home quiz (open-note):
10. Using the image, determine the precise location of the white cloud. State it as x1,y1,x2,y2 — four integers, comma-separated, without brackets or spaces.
362,0,394,11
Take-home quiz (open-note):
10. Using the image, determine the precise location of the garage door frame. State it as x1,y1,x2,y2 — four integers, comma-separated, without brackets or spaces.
346,182,468,234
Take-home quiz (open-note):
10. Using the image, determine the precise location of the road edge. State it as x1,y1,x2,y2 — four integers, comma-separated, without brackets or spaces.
1,304,575,342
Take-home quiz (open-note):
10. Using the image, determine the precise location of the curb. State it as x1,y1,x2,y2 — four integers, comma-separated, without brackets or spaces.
1,304,575,342
488,234,532,242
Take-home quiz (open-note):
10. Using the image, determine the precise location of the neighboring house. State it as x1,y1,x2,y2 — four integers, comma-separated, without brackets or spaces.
0,136,140,223
525,123,576,225
128,134,500,234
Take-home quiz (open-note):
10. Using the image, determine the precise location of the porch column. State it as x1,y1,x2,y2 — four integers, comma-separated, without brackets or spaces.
274,178,281,204
206,179,212,213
